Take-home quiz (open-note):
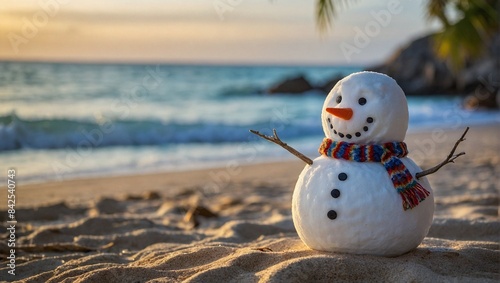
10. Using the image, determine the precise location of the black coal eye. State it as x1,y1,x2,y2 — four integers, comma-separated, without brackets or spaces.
336,95,342,103
358,97,367,105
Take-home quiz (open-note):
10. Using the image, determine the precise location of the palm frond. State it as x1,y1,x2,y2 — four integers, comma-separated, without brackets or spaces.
314,0,498,71
316,0,358,32
425,0,452,26
432,0,499,71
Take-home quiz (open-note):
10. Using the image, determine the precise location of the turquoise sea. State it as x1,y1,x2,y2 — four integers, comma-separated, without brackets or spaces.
1,61,498,183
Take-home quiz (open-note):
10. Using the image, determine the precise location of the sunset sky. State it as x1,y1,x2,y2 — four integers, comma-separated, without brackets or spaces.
0,0,439,65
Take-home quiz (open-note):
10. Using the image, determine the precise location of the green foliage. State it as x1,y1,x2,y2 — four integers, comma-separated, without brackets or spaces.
426,0,451,26
316,0,357,32
429,0,499,71
316,0,499,71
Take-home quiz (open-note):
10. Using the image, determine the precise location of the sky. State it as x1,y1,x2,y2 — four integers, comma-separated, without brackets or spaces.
0,0,440,66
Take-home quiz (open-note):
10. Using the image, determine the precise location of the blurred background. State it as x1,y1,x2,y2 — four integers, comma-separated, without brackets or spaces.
0,0,498,183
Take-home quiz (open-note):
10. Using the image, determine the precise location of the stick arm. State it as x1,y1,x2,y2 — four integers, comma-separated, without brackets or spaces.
415,127,469,179
249,129,313,165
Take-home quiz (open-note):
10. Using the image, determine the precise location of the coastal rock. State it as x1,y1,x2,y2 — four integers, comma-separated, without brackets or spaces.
267,75,314,94
367,31,499,104
265,31,498,104
463,88,500,110
367,34,454,95
318,73,343,93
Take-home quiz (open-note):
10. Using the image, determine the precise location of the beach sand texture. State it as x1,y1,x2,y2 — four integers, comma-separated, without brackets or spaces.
0,126,499,282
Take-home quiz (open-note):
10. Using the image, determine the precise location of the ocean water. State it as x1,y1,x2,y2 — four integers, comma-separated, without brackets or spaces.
1,61,499,184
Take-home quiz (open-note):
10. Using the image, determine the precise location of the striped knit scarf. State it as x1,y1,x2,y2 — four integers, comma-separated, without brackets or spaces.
319,138,430,210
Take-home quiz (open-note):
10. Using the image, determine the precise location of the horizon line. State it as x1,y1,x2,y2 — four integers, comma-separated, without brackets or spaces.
0,58,371,69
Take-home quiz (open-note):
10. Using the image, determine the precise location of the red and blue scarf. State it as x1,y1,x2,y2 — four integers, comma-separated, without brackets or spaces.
319,138,430,210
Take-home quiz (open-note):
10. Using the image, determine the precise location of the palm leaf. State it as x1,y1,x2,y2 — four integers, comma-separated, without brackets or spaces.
432,0,499,71
314,0,498,71
425,0,451,26
316,0,358,32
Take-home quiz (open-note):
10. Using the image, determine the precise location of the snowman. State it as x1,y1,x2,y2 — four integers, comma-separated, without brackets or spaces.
251,71,467,256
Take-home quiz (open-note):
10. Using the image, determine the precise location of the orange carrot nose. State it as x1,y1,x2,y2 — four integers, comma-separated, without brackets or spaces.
326,107,353,120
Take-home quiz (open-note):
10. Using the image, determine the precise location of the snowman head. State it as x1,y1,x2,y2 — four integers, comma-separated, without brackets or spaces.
321,71,408,144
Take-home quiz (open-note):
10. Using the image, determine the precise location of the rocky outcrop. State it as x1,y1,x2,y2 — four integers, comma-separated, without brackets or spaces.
317,74,343,93
463,85,500,109
367,31,499,105
266,74,343,95
267,75,314,94
367,34,453,95
265,31,499,109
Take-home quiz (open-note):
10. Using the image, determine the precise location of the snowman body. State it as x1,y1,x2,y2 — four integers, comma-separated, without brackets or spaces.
291,72,434,256
292,156,433,256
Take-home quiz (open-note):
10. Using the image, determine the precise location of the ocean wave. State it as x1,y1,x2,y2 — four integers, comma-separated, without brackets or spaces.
0,113,322,151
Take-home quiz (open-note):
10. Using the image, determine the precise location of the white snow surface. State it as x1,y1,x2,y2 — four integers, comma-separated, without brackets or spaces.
292,72,435,256
292,156,434,256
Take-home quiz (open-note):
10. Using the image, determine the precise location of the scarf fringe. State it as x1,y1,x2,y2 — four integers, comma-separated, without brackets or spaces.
399,183,430,210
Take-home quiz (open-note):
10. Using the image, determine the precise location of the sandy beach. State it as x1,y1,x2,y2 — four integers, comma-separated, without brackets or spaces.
1,124,499,282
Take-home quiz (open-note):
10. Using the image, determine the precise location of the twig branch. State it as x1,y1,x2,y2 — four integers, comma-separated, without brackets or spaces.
416,127,469,179
250,129,313,165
